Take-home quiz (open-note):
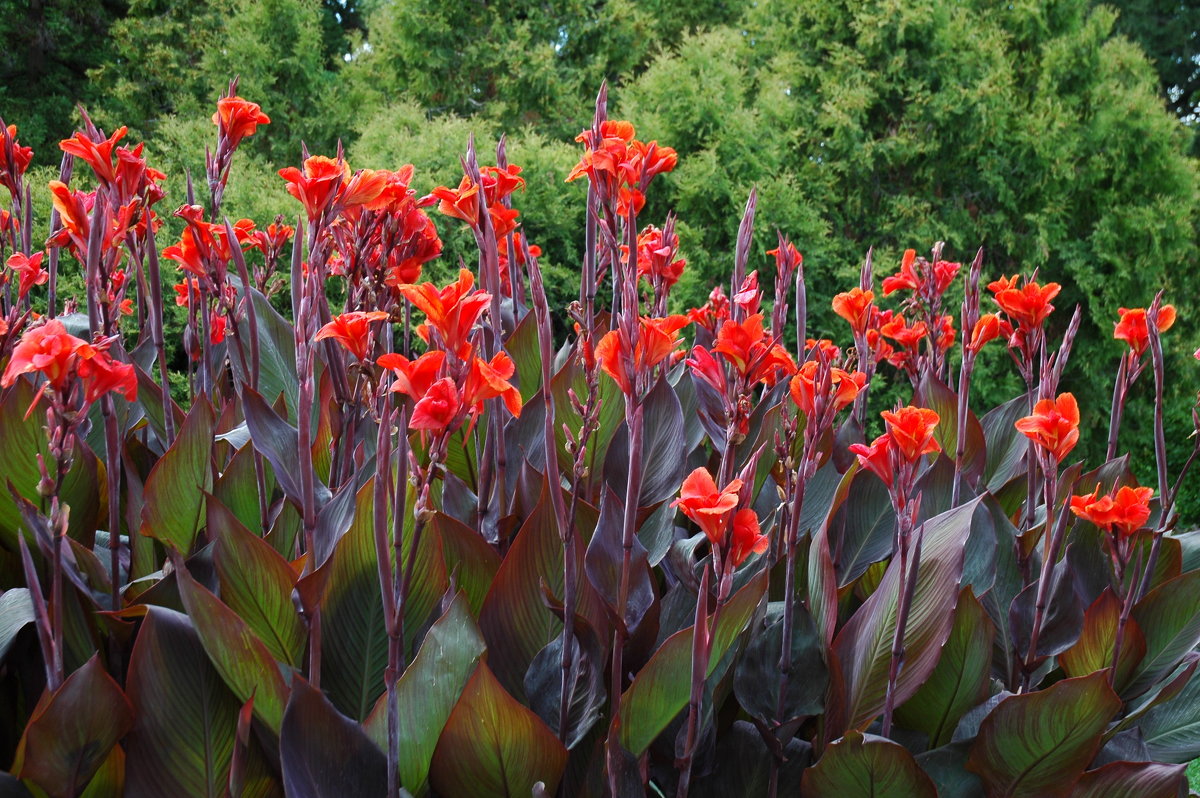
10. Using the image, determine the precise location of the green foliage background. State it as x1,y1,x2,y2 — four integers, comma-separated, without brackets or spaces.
3,0,1199,515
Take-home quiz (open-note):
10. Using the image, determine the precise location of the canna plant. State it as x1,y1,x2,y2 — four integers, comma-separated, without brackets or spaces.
1,82,1200,798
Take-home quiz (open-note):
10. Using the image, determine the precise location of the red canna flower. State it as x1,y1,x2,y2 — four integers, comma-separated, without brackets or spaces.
967,313,1007,353
462,351,523,418
431,178,481,227
623,225,686,288
0,124,33,196
687,286,730,334
397,269,492,359
378,351,446,400
1114,305,1176,357
314,311,391,362
209,311,227,344
882,249,920,295
6,252,47,299
594,315,690,395
76,348,137,404
671,467,743,546
409,377,461,431
279,156,350,221
1,320,88,390
933,314,956,354
849,434,893,488
832,288,876,335
59,126,128,186
213,96,270,149
789,361,866,416
728,509,768,568
990,276,1060,329
879,312,928,350
881,406,941,462
1070,483,1153,539
686,346,727,396
1015,392,1080,462
712,313,796,385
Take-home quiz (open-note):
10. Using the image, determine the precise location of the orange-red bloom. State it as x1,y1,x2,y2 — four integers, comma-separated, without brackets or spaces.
671,468,742,545
849,434,893,487
990,276,1060,329
76,348,137,404
594,315,690,395
6,252,47,299
1113,305,1175,357
728,509,768,568
397,269,492,359
881,406,941,462
0,125,33,196
1070,483,1153,539
213,96,270,149
967,313,1007,353
314,311,390,362
789,361,866,417
377,351,446,400
278,156,350,221
59,126,128,185
1,320,87,390
832,288,876,335
1015,392,1080,462
882,249,920,295
712,313,796,386
409,377,461,431
462,351,523,419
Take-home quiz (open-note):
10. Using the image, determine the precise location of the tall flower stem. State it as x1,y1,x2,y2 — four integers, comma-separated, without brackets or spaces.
951,249,984,506
881,477,920,736
1137,301,1171,602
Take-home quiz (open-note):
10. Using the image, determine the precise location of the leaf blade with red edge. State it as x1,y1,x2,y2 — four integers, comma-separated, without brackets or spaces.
280,679,388,798
965,672,1122,798
1069,762,1187,798
429,662,568,798
139,398,215,554
801,730,937,798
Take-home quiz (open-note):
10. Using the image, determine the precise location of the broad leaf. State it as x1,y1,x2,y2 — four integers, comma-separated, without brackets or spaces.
618,571,767,755
917,375,986,484
585,485,655,635
429,662,568,798
1059,589,1145,691
210,496,306,668
19,655,134,798
603,375,686,508
981,393,1030,491
1140,662,1200,762
734,603,827,725
801,731,936,798
832,498,981,732
139,399,215,554
431,512,501,616
0,588,34,662
895,587,994,748
965,672,1121,798
524,621,606,750
281,679,388,798
365,593,487,797
1069,762,1186,798
176,563,290,734
1129,569,1200,695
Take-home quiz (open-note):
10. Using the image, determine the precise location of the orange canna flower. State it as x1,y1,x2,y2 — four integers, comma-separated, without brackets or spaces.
6,252,47,299
314,311,390,362
1015,392,1080,462
882,249,920,295
1,320,88,390
712,313,796,385
849,434,893,487
59,126,128,185
409,377,461,431
279,155,350,221
789,361,866,416
881,406,941,462
0,125,34,195
378,351,446,400
728,509,768,568
832,288,876,335
990,276,1060,329
462,351,523,419
1070,483,1153,539
1113,305,1175,357
213,96,270,149
967,313,1007,353
397,269,492,359
594,315,690,395
76,348,137,404
671,468,743,546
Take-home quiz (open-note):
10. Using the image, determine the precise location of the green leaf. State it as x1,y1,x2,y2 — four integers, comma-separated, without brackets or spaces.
19,655,134,798
833,498,981,732
506,309,543,402
0,588,34,662
321,479,447,721
125,607,278,798
965,672,1122,798
281,679,388,798
139,399,215,554
0,379,102,551
210,497,306,668
895,587,995,748
176,562,291,734
1130,569,1200,695
801,731,937,798
618,570,767,756
1140,661,1200,762
1069,762,1187,798
917,375,987,485
431,512,500,616
429,662,568,798
213,442,267,532
808,466,856,646
603,375,686,508
1059,589,1145,692
365,593,487,797
227,282,299,420
981,393,1030,491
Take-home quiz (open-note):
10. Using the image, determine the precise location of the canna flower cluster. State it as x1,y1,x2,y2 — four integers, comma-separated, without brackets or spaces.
672,467,766,570
1,319,136,412
565,119,677,217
